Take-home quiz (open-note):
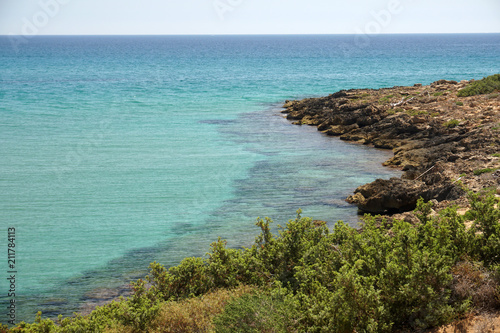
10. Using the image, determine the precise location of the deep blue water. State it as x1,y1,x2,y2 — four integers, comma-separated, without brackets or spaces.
0,34,499,324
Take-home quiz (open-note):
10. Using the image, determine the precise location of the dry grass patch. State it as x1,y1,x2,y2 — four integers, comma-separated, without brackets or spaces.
149,285,256,333
451,261,500,311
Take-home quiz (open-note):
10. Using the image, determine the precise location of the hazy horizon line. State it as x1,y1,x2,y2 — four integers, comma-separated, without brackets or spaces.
2,32,500,37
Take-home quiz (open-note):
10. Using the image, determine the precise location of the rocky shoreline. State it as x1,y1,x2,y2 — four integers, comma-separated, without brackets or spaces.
282,78,500,214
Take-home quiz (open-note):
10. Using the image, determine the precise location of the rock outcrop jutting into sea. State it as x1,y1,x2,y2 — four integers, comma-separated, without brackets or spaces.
282,78,500,214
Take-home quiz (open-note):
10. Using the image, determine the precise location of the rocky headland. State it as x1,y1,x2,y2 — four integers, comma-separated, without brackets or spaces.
282,78,500,214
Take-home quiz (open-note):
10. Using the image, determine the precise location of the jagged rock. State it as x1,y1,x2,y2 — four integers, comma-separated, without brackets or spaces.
431,79,458,86
282,79,500,214
346,178,422,213
346,178,460,213
323,124,358,136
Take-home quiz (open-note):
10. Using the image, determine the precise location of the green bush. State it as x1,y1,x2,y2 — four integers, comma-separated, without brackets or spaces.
473,168,496,176
379,95,394,103
293,200,469,332
444,119,460,128
465,190,500,265
458,74,500,97
387,108,405,115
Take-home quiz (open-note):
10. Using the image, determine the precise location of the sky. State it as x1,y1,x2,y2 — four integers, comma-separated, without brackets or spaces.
0,0,499,35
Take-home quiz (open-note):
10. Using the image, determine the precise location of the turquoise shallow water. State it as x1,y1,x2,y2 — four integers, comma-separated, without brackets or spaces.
1,34,499,323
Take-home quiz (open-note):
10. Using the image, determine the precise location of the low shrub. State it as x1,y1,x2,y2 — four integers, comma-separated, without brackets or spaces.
465,190,500,265
458,74,500,97
473,168,495,176
379,95,394,103
444,119,460,128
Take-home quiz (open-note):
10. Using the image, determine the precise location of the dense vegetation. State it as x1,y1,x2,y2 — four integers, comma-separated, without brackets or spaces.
3,190,500,332
457,74,500,97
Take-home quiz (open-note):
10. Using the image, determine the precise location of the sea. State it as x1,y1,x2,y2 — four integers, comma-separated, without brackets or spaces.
1,34,499,324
